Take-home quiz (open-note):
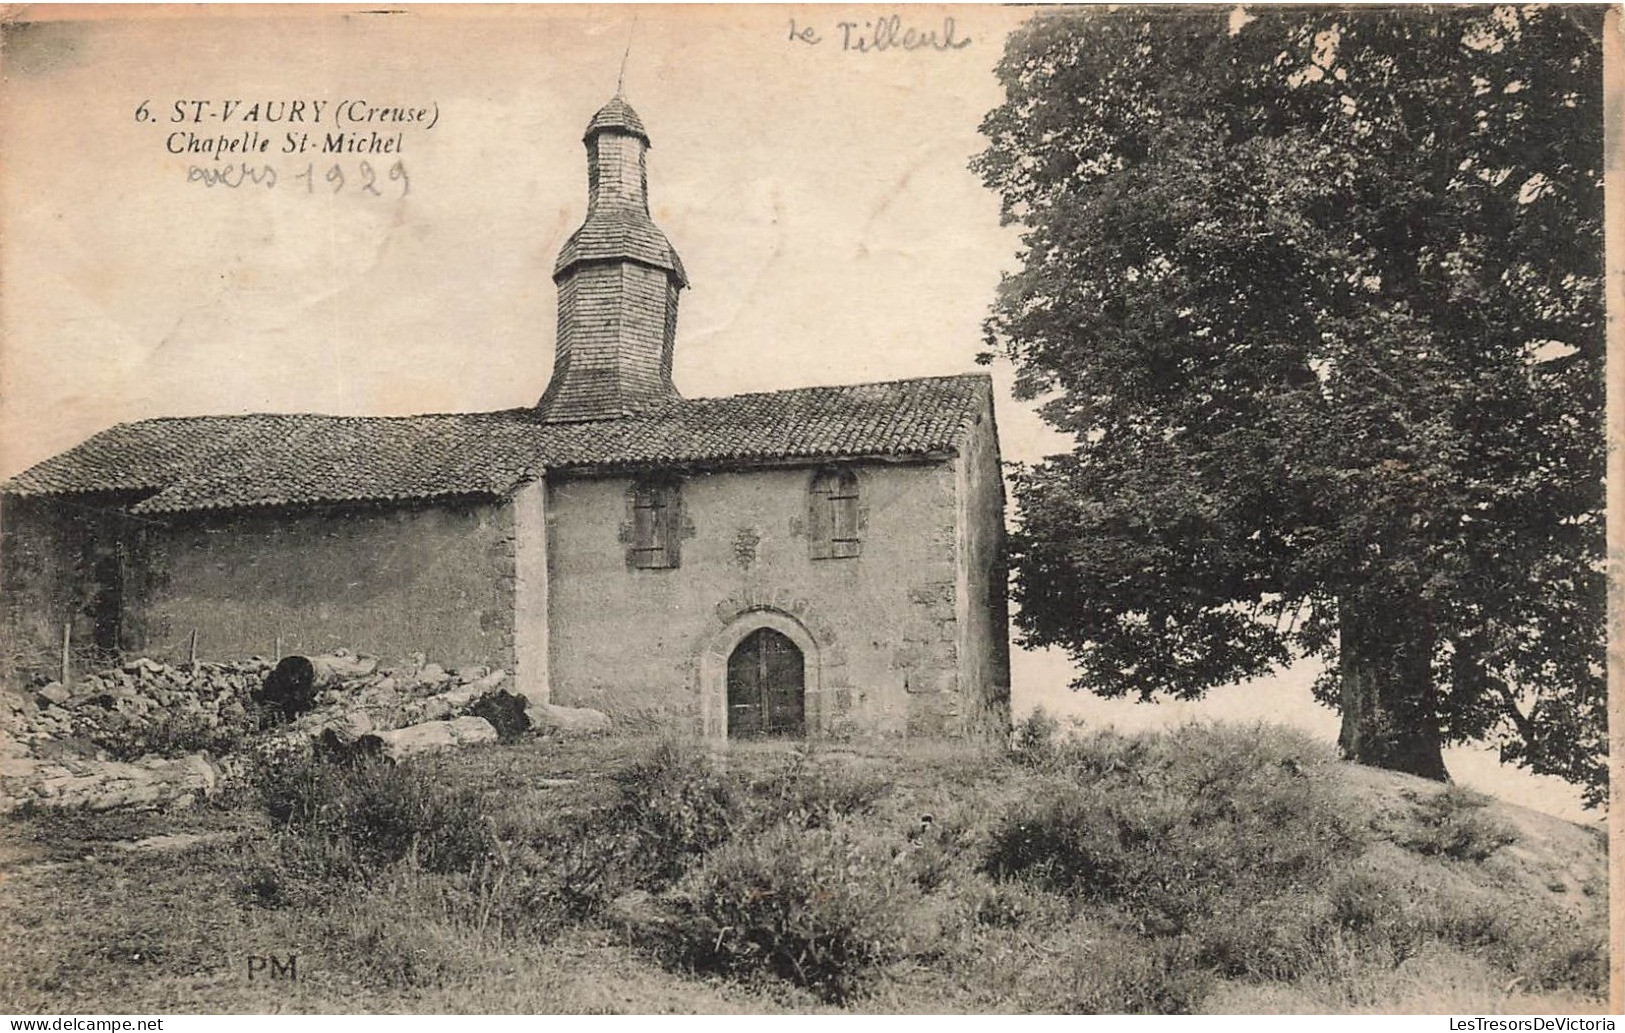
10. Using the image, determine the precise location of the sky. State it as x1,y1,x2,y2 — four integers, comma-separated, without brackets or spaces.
0,4,1600,822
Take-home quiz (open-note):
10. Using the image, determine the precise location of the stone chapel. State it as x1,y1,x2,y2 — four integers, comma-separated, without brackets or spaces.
1,96,1011,740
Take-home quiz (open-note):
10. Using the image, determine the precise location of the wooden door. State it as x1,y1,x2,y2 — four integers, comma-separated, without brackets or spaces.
726,628,805,738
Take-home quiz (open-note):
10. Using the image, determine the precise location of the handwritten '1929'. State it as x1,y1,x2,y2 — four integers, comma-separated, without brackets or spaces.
186,160,409,197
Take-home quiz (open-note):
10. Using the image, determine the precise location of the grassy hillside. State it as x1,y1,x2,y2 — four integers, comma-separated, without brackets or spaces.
0,721,1609,1014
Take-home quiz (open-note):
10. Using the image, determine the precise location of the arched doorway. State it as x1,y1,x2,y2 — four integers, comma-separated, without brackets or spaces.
727,627,805,738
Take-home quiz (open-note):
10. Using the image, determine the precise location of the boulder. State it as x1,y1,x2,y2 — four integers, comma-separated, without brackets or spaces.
526,703,611,736
0,755,39,779
35,682,70,707
298,707,375,742
413,663,452,689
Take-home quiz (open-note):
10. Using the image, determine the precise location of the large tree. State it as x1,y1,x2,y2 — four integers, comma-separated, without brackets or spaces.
975,6,1607,802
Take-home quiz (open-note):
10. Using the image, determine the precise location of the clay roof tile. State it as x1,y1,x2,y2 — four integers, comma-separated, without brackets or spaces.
2,374,993,514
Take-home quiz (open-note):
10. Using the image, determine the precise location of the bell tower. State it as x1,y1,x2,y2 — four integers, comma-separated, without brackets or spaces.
537,96,688,422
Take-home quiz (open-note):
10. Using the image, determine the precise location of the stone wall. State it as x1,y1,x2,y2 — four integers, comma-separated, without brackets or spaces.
136,500,518,670
954,399,1013,740
512,479,551,702
0,494,141,682
543,460,964,737
7,439,1011,743
2,495,521,681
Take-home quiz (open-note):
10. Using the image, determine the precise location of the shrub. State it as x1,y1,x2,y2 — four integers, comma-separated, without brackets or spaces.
451,851,580,944
258,749,495,876
1419,887,1608,992
983,724,1359,942
1039,727,1153,779
338,911,457,988
545,739,892,903
668,820,916,1003
1189,889,1340,980
605,739,738,888
514,738,739,919
1390,785,1518,861
899,835,956,893
509,741,896,930
535,824,641,920
236,835,343,908
1500,921,1609,992
737,752,891,831
316,879,476,989
1010,707,1061,763
972,879,1072,930
1320,865,1608,995
1057,932,1210,1014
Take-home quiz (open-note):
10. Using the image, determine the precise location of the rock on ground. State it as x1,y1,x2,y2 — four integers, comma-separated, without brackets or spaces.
526,703,612,735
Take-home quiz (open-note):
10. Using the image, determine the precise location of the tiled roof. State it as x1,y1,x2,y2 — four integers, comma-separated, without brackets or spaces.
584,96,648,143
2,375,991,514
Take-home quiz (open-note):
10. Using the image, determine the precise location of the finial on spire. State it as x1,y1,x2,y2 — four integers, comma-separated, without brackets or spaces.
616,18,636,96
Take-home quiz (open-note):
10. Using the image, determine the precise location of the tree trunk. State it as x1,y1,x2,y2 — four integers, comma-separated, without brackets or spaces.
1337,594,1450,782
257,653,378,721
354,716,497,762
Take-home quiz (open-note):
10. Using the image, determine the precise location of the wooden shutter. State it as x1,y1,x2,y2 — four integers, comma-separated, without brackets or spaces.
808,472,834,560
631,487,659,568
631,481,681,569
809,468,860,560
657,483,682,568
830,470,861,558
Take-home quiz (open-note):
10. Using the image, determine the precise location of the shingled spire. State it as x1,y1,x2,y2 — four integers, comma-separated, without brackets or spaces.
537,96,688,422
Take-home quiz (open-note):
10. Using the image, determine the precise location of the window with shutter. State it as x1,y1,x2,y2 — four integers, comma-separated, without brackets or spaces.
629,480,681,569
809,468,861,560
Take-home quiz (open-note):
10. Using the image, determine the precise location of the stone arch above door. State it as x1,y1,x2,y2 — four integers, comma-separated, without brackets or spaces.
697,607,826,740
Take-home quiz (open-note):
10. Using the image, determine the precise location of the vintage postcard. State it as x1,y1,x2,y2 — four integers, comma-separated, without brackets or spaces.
0,3,1616,1017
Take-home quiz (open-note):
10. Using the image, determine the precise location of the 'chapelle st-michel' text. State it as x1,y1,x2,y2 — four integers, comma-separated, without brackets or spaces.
135,98,439,160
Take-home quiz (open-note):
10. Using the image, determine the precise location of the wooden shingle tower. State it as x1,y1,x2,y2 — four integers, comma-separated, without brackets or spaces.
537,96,688,422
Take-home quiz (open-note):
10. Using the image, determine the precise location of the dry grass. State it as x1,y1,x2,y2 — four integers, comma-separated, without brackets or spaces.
0,725,1609,1014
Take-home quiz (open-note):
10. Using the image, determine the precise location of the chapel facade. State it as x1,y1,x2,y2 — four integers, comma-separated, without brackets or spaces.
0,96,1011,740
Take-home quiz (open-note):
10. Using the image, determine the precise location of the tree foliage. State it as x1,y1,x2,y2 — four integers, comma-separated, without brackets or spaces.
975,6,1606,802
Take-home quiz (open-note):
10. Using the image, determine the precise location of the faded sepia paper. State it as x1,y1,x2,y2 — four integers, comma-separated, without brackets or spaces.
3,2,1607,815
0,2,1617,1014
0,4,1045,472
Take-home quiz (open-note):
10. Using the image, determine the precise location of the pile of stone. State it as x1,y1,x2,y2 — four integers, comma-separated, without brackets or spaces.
3,656,273,764
1,651,610,814
0,653,257,814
